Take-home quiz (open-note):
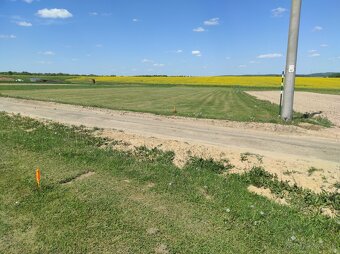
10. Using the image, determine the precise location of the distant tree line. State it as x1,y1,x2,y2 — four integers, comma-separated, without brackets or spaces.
133,75,168,77
0,71,79,76
0,71,118,77
1,71,339,78
298,72,340,78
132,75,192,77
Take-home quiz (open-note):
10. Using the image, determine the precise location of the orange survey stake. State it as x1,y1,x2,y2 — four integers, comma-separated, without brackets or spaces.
36,168,41,188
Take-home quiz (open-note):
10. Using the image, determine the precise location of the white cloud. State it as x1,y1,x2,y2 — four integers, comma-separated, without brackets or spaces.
308,50,320,57
271,7,287,17
132,18,139,22
95,44,103,48
39,51,55,56
313,26,323,32
193,27,205,32
16,21,32,27
238,65,247,68
153,63,165,67
0,34,16,39
320,44,328,47
176,49,183,53
23,0,34,3
89,12,113,17
36,60,53,65
204,18,219,26
36,8,73,19
309,53,320,57
142,59,154,63
257,53,282,59
225,57,231,60
192,50,202,57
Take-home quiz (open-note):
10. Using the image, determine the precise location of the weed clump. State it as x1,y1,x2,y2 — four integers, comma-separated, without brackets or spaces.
307,167,323,176
133,146,175,164
187,157,233,174
245,167,340,212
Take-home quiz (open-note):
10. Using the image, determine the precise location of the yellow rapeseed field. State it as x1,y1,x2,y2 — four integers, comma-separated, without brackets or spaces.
68,76,340,90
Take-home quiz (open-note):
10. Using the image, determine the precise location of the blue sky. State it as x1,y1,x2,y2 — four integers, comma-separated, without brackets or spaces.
1,0,340,76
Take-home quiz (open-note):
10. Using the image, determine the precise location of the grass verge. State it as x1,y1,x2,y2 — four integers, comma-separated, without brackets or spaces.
0,113,339,253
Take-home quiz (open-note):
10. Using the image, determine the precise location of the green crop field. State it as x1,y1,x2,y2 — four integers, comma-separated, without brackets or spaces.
0,113,339,253
0,84,332,126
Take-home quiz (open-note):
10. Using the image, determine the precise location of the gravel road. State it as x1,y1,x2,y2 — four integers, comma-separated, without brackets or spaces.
1,97,339,192
1,97,339,163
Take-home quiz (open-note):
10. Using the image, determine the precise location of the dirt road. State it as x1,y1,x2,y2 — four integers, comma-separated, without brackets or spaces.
247,91,340,127
1,97,339,192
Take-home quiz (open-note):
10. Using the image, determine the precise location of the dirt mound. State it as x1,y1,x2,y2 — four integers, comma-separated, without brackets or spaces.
97,129,340,194
247,185,289,205
0,77,15,82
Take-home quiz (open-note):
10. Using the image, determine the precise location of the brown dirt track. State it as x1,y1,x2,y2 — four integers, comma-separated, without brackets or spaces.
0,96,339,193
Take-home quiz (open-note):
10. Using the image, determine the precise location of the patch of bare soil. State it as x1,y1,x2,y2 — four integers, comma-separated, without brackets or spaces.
0,77,15,82
320,207,337,218
247,91,340,127
155,244,169,254
61,171,95,185
247,185,289,206
198,186,213,200
147,227,160,235
96,129,339,194
146,182,156,189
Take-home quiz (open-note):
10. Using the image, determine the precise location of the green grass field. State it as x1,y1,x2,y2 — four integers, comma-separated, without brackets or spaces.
0,113,339,253
0,84,332,126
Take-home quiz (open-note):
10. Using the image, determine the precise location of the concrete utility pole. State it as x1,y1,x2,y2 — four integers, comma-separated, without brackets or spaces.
281,0,302,121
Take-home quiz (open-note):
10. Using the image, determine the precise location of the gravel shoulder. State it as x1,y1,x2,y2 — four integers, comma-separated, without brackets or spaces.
0,97,339,193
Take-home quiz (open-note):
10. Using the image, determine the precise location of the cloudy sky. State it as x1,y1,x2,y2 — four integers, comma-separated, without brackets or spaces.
1,0,340,76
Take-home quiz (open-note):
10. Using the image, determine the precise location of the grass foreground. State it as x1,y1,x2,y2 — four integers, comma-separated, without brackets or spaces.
0,113,339,253
0,84,332,126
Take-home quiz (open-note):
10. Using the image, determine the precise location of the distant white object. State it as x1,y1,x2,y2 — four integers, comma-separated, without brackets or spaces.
30,78,41,82
16,79,24,82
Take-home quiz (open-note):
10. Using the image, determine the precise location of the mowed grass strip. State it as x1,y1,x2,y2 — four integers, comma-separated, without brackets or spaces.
0,85,330,125
0,113,339,253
